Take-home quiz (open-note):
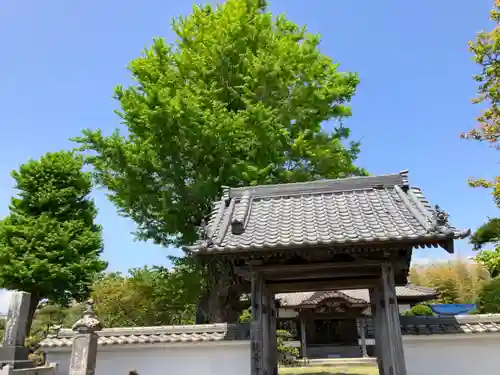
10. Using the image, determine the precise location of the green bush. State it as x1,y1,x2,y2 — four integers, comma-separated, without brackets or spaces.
238,308,251,324
277,329,300,366
477,278,500,313
401,304,435,316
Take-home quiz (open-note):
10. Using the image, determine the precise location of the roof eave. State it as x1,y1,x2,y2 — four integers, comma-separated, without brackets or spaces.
190,235,461,256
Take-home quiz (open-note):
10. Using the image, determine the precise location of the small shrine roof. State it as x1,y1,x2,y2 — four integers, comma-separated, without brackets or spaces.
276,285,438,308
188,171,470,254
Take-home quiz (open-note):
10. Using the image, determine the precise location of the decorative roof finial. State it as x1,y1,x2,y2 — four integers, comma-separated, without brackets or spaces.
71,299,102,333
399,170,409,190
432,205,449,226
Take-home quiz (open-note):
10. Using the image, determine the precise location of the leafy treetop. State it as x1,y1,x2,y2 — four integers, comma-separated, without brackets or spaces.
463,1,500,277
74,0,366,248
462,0,500,205
0,151,107,316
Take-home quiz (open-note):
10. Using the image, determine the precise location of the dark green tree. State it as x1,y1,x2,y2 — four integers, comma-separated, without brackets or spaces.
477,278,500,314
471,218,500,277
74,0,366,322
471,218,500,250
0,151,107,333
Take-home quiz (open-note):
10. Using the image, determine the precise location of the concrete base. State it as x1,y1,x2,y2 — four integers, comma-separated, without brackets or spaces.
0,346,35,369
300,357,377,368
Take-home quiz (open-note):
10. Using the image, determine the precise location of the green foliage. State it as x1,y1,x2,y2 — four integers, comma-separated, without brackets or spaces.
461,1,500,206
92,262,203,327
401,304,434,317
470,218,500,278
0,151,107,330
462,2,500,282
277,329,300,366
409,259,490,304
477,278,500,314
73,0,366,248
238,307,251,324
471,218,500,250
475,246,500,278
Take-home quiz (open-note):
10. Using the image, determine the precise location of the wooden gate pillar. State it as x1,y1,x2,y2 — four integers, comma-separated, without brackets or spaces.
251,271,264,375
381,263,407,375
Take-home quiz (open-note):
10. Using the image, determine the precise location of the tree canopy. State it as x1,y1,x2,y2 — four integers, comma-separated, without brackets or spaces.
409,259,490,304
477,278,500,313
92,262,203,327
462,0,500,204
73,0,366,249
463,1,500,274
0,151,107,331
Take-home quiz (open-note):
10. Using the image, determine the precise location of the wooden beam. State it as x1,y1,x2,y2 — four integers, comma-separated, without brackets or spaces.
252,260,407,274
268,269,381,281
236,260,407,280
267,277,379,293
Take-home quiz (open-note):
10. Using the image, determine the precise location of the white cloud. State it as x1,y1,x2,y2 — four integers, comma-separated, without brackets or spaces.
0,289,12,314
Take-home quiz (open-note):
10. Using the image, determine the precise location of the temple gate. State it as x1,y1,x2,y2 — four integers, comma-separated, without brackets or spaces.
188,171,469,375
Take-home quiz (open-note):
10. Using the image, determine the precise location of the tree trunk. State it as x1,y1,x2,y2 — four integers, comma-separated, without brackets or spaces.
24,294,40,340
195,293,210,324
196,282,242,324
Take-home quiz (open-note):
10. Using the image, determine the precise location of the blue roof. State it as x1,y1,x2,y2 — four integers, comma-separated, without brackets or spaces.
429,304,476,316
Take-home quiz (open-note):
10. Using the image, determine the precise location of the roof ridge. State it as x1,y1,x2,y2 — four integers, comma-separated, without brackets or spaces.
405,284,437,293
226,172,406,199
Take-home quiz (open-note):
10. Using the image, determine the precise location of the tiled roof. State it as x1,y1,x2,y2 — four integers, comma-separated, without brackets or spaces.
400,315,500,335
360,315,500,338
277,285,437,308
40,315,500,349
39,324,250,349
301,291,368,307
189,171,470,254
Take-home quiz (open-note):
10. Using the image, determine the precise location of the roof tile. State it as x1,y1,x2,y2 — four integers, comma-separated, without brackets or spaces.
366,315,500,337
191,172,469,253
276,285,437,307
40,315,500,348
39,324,249,348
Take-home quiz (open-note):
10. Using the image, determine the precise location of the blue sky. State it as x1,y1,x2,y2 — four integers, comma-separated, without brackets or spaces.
0,0,497,300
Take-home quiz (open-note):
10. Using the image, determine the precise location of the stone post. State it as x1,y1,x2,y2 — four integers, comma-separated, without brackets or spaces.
69,300,102,375
0,291,34,369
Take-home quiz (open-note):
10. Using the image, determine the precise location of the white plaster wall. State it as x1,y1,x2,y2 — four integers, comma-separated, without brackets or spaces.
398,304,411,313
278,308,298,318
46,341,251,375
404,334,500,375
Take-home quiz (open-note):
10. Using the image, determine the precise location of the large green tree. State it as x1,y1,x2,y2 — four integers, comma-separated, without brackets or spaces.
0,151,107,333
74,0,366,322
462,1,500,275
